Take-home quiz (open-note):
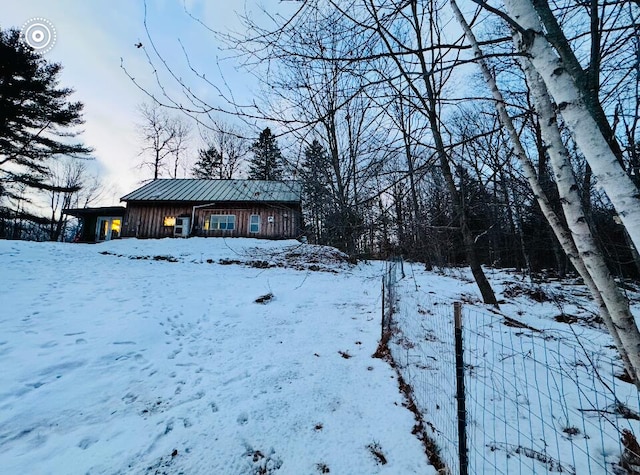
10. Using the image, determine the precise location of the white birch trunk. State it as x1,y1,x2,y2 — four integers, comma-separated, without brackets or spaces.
449,0,640,384
522,60,640,385
502,0,640,264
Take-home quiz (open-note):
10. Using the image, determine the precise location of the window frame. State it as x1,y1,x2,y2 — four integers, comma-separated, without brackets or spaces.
209,214,236,231
249,215,260,234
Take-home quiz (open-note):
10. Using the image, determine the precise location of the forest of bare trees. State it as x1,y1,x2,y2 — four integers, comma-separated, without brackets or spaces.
126,0,631,279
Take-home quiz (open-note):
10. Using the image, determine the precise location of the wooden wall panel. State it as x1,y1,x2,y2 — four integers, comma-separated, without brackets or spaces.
195,205,302,239
123,205,193,238
122,202,302,239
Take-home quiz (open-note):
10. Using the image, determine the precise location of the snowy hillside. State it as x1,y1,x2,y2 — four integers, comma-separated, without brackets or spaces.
1,237,639,474
0,238,434,475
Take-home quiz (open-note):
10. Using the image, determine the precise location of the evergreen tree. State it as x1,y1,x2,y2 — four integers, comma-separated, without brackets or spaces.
0,27,91,235
248,127,283,180
300,139,331,243
192,146,223,179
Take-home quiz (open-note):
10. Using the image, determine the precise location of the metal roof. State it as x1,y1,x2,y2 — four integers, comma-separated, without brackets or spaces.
121,179,302,203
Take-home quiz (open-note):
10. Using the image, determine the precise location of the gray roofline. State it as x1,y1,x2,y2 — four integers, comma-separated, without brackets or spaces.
120,179,302,203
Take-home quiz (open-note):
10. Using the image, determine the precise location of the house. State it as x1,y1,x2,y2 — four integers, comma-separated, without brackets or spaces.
62,206,126,242
119,179,303,239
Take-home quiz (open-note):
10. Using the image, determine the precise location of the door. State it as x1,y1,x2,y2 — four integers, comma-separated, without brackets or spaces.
95,217,122,241
97,218,109,241
174,217,190,237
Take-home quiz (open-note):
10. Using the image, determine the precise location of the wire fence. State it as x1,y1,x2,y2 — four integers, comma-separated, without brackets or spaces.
381,257,403,341
382,259,640,474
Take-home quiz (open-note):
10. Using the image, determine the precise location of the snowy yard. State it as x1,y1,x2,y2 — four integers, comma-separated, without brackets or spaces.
0,238,434,474
2,237,640,474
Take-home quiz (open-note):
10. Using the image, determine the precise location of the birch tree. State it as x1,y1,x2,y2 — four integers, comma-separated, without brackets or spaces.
450,0,640,384
480,0,640,257
524,59,640,386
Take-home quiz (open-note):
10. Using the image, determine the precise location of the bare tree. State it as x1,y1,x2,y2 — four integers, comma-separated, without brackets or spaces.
200,122,247,179
476,0,640,255
137,102,191,180
358,0,499,304
235,4,390,255
46,159,84,241
169,118,191,178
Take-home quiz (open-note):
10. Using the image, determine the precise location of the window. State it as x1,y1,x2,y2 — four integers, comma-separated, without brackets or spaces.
249,215,260,233
163,216,176,227
209,214,236,231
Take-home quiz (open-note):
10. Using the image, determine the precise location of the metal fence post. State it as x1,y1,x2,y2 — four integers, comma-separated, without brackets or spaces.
454,301,468,475
381,276,386,340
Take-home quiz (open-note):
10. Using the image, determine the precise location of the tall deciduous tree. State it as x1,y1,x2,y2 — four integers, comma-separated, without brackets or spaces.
248,127,284,180
363,0,499,305
493,0,640,257
451,0,640,385
136,102,191,180
0,27,92,235
169,118,191,179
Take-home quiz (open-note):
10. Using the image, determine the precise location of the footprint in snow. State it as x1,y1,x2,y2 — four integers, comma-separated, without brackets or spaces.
122,392,138,404
63,331,85,337
78,437,98,450
237,412,249,425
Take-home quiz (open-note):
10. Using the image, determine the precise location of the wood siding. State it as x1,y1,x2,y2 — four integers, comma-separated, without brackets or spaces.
122,205,193,238
122,202,302,239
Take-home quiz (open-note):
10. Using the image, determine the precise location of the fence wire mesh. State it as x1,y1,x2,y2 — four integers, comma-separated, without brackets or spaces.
463,306,640,474
384,260,640,474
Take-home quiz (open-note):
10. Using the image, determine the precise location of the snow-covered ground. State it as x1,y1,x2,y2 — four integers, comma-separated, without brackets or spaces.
2,237,639,474
0,238,434,475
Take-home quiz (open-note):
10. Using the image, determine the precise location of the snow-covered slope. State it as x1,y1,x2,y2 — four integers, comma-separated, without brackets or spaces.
0,238,435,475
4,238,638,474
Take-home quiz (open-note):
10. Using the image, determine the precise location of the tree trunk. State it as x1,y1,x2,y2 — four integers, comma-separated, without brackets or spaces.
408,0,499,305
503,0,640,258
450,0,640,386
522,57,640,387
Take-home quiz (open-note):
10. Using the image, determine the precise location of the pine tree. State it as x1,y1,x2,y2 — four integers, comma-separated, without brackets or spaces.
300,139,331,242
0,27,91,235
248,127,284,180
192,146,223,179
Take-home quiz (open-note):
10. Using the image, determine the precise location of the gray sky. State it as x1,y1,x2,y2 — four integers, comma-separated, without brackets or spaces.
3,1,289,204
